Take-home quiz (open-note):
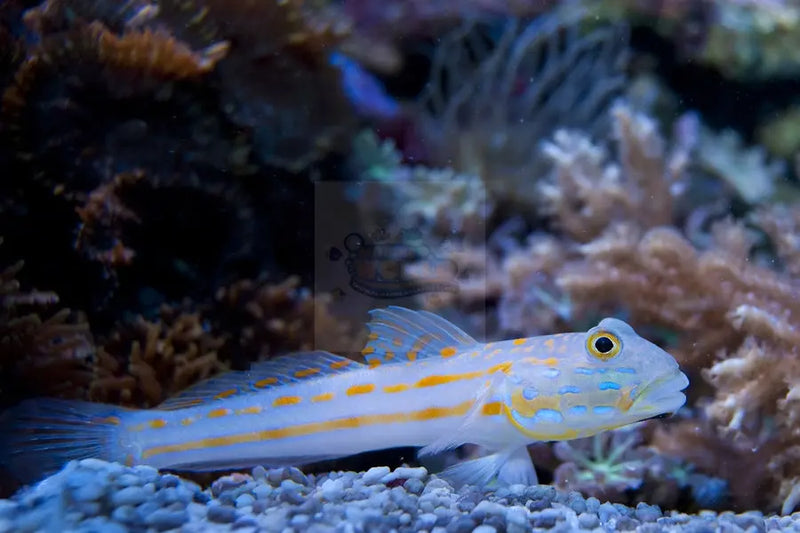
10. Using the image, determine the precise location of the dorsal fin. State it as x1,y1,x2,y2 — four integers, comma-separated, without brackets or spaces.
362,306,480,365
158,351,362,410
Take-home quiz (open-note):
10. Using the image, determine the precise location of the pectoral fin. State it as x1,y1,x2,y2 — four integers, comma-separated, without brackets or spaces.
438,446,537,487
418,373,502,456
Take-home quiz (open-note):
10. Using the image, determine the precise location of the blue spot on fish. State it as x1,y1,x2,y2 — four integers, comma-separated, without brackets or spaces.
593,406,617,416
598,381,621,391
523,387,538,400
616,367,636,374
534,409,564,424
558,385,580,395
568,405,587,416
575,368,594,375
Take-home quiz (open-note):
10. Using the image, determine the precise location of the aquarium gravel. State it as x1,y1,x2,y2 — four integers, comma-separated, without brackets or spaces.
1,459,798,533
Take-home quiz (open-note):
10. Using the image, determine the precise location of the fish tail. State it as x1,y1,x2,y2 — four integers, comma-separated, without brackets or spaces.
0,398,129,483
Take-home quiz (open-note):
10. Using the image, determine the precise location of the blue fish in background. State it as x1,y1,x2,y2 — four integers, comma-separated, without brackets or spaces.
330,51,401,121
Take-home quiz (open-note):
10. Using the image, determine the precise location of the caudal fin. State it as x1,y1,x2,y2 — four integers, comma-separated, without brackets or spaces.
0,398,127,483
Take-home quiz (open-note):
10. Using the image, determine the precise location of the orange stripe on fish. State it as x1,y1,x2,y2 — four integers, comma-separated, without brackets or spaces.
142,400,477,459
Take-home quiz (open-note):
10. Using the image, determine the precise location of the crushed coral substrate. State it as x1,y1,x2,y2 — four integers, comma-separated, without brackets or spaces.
0,460,796,533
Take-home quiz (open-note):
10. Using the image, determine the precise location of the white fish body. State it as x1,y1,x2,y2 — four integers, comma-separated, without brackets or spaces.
2,307,689,486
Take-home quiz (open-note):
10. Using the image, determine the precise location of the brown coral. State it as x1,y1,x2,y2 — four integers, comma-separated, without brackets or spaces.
213,276,361,365
0,246,94,404
75,169,143,268
92,22,230,80
90,305,227,407
155,0,355,170
2,17,227,153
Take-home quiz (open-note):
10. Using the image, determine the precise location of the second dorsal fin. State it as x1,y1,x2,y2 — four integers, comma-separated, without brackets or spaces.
158,351,362,410
361,306,480,365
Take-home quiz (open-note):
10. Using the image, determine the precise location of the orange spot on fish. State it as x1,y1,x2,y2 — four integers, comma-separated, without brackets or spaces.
149,419,167,429
512,338,527,346
237,406,263,415
101,416,121,425
311,393,334,403
615,387,635,412
383,383,410,393
385,351,395,361
214,388,238,400
393,338,403,346
347,384,375,396
407,351,418,361
181,417,194,426
361,346,375,356
416,369,484,388
330,359,351,369
368,359,381,368
440,346,458,357
208,408,230,418
488,361,512,374
544,339,555,350
254,377,278,388
273,395,301,407
368,333,379,340
295,367,321,378
481,402,502,416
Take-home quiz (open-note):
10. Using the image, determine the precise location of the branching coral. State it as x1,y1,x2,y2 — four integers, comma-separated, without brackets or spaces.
350,130,493,242
0,244,94,404
539,102,689,242
697,127,784,204
539,105,800,509
90,305,227,407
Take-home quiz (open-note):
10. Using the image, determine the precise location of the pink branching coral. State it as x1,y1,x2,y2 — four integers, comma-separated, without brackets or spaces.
539,102,688,242
541,109,800,509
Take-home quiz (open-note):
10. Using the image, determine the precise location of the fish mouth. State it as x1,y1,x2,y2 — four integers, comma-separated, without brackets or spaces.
630,368,689,416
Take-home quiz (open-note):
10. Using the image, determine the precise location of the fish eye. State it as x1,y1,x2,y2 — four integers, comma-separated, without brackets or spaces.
586,330,621,360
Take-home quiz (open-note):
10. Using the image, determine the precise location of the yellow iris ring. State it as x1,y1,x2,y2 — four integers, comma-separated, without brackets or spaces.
586,330,621,360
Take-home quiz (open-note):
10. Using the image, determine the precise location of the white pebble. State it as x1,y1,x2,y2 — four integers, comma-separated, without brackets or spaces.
381,466,428,484
320,478,345,502
362,466,391,485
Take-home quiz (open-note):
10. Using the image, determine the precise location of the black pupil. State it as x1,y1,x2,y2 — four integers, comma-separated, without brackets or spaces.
594,336,614,353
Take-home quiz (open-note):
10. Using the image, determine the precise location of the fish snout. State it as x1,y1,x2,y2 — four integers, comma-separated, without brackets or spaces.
630,368,689,416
